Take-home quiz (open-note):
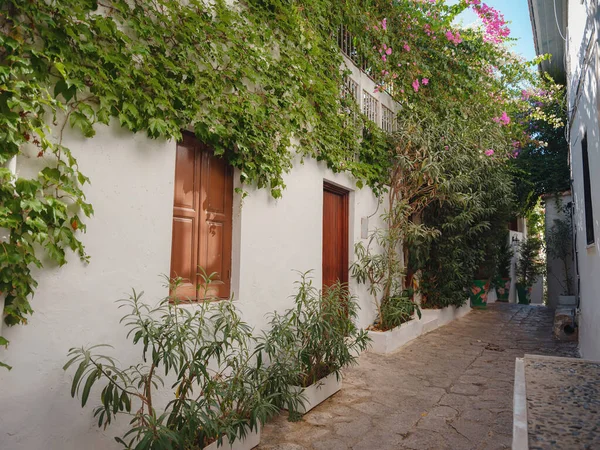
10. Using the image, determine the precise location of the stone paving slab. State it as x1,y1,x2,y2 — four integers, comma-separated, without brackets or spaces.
524,355,600,450
259,304,578,450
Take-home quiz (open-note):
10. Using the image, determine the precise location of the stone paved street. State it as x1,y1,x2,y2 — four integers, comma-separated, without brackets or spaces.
259,303,579,450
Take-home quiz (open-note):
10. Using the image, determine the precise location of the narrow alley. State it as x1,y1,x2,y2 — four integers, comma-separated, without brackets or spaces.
259,304,578,450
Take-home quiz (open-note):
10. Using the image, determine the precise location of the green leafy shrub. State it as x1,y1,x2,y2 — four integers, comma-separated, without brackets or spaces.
495,237,514,280
351,198,432,330
378,293,421,331
259,272,369,393
64,275,293,450
516,237,545,287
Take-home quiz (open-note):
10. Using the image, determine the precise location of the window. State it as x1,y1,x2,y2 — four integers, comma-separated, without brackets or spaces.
341,76,359,125
362,90,379,124
381,105,396,134
582,133,595,245
170,132,233,300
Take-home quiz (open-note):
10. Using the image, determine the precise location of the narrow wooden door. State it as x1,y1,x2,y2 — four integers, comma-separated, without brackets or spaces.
322,182,349,290
170,133,233,301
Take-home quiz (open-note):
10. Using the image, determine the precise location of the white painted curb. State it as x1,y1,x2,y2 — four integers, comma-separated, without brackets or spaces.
513,357,528,450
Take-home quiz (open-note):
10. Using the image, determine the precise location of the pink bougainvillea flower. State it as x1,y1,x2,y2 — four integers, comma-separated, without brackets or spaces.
386,47,392,55
412,79,420,92
403,43,411,52
422,78,429,85
485,149,495,156
382,18,387,30
445,30,462,45
469,2,510,44
381,55,387,62
492,111,510,125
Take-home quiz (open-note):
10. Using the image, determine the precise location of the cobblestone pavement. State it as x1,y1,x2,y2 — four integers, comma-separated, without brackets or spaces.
259,303,579,450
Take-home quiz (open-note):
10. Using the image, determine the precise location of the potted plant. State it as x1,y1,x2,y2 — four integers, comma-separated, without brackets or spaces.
64,275,289,450
546,215,575,305
516,237,545,304
258,272,369,416
494,239,513,302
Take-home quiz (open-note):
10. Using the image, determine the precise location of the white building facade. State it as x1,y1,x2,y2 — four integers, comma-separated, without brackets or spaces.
530,0,600,360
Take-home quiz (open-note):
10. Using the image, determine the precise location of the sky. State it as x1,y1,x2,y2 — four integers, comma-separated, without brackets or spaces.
450,0,537,61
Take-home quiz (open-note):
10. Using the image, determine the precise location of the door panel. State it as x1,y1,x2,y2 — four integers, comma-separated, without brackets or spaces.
199,150,233,299
171,134,200,299
322,183,349,290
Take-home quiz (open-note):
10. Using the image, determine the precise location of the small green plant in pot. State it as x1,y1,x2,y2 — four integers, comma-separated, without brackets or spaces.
516,237,545,304
64,274,289,450
258,271,369,417
494,239,514,302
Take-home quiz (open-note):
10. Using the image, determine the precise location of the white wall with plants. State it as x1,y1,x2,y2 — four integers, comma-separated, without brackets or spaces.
0,122,386,450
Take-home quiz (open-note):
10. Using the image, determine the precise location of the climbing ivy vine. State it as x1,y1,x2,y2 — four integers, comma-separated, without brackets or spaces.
0,0,395,366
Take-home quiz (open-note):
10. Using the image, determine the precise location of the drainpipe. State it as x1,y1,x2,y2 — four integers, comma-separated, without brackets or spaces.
0,156,17,337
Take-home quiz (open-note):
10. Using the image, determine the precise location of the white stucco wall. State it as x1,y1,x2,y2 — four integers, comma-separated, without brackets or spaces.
0,122,177,449
566,0,600,361
0,111,387,449
232,156,385,333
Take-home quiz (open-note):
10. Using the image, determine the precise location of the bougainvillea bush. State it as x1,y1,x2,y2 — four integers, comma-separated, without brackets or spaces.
348,0,561,309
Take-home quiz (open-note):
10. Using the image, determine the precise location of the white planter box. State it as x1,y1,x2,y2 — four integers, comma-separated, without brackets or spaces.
420,310,441,334
203,426,261,450
368,303,471,355
367,317,423,354
291,372,342,414
454,302,472,319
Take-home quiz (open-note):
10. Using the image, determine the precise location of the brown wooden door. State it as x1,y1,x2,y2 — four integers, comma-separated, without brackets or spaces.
322,182,349,290
170,133,233,301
